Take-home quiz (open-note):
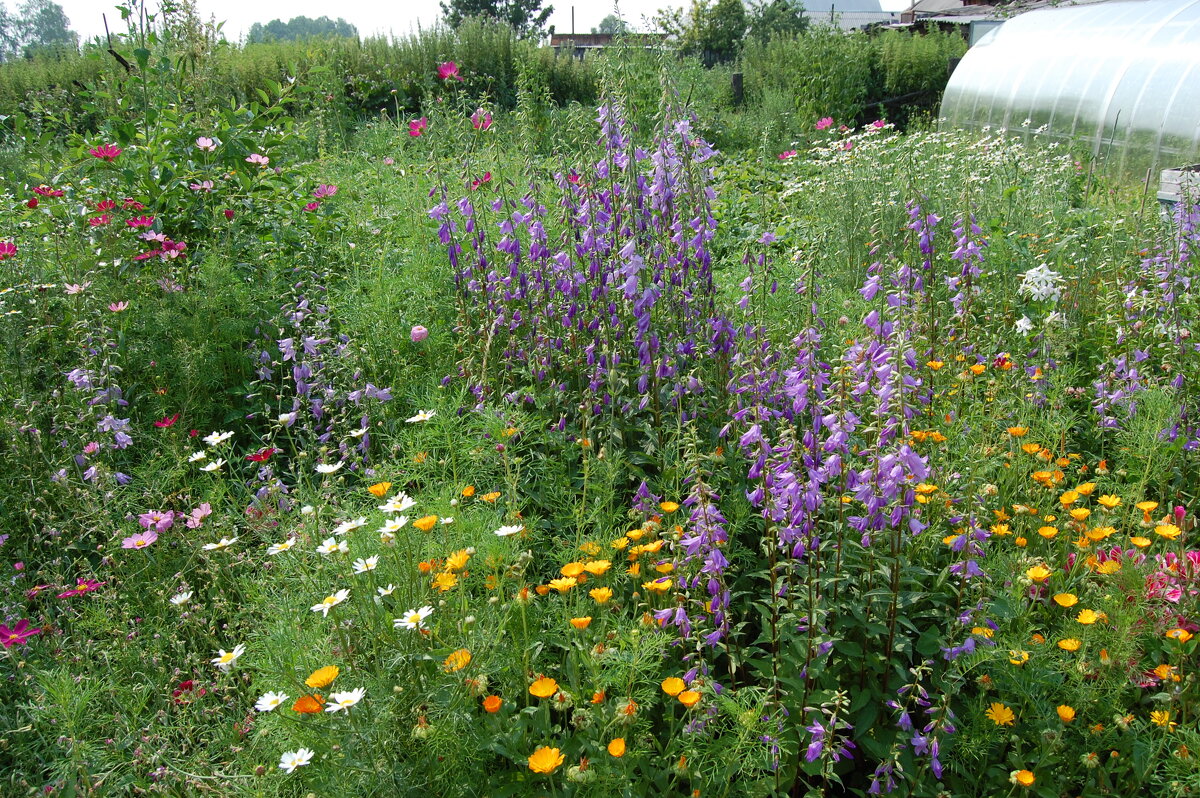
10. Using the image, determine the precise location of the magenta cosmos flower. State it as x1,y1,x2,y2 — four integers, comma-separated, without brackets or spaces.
0,619,41,649
437,61,463,81
90,144,123,161
410,325,429,342
122,530,159,549
777,150,797,160
0,241,16,261
471,108,492,130
408,117,428,137
815,117,834,130
313,184,338,199
58,579,105,598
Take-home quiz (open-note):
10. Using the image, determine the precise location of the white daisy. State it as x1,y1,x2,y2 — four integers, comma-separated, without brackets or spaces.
202,537,238,551
211,643,246,672
200,458,225,472
266,538,296,555
333,516,368,536
378,494,415,513
380,530,396,545
315,461,344,474
405,410,436,423
494,524,524,537
325,687,366,712
440,517,455,525
378,516,408,536
300,504,314,515
278,748,314,774
352,555,379,574
187,451,207,463
169,590,192,606
349,427,368,438
316,537,348,556
376,584,396,598
311,588,351,617
203,430,234,446
394,605,434,630
255,691,289,712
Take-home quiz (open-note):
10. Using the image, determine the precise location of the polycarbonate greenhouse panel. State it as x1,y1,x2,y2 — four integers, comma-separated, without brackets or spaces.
940,0,1200,176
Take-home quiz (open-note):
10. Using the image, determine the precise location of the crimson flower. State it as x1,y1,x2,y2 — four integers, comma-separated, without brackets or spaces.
471,172,492,190
58,579,105,598
224,209,235,220
0,241,16,261
90,143,123,161
0,619,41,649
88,215,111,227
33,185,64,197
408,117,428,137
246,446,278,462
25,197,37,208
471,107,492,130
304,201,321,212
437,61,463,81
127,215,155,228
155,413,180,428
95,199,117,212
123,198,146,210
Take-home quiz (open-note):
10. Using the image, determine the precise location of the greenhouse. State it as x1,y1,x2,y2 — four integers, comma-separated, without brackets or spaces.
940,0,1200,177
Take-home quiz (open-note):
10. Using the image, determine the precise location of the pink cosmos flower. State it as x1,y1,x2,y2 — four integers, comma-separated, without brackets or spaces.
843,141,854,151
122,530,159,549
139,510,175,532
383,157,395,165
96,199,117,212
88,215,111,227
63,282,91,295
58,579,105,598
313,184,338,199
83,441,99,454
471,108,492,130
186,503,213,529
189,180,214,192
470,172,492,190
108,301,129,312
871,119,885,129
33,185,63,197
408,117,428,137
815,117,834,131
245,153,269,166
778,150,797,160
437,61,463,81
410,325,429,342
123,198,145,210
304,201,321,212
0,619,41,649
196,137,216,151
127,216,155,228
155,413,180,428
90,144,122,161
0,241,16,261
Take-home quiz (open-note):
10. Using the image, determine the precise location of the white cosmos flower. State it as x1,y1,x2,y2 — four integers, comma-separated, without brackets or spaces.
394,605,434,630
200,458,225,472
267,538,296,555
187,451,207,462
494,524,524,537
440,517,454,525
317,537,348,556
378,494,415,513
300,504,314,515
311,588,351,616
211,643,246,672
349,427,368,438
202,537,238,551
333,516,368,536
278,748,314,774
315,461,344,474
255,691,289,712
203,430,234,446
169,591,192,606
405,410,436,423
377,584,396,598
1014,315,1034,334
352,555,379,574
325,687,366,712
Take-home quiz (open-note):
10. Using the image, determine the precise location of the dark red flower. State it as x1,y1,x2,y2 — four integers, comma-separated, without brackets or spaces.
25,197,38,209
245,446,277,462
155,413,180,428
224,209,235,220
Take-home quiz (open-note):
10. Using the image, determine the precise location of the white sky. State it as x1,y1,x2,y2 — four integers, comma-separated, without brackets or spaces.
49,0,681,43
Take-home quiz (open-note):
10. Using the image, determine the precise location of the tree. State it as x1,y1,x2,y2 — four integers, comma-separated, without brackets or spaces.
655,0,745,65
0,0,77,60
591,14,628,35
440,0,553,39
746,0,807,42
246,15,358,43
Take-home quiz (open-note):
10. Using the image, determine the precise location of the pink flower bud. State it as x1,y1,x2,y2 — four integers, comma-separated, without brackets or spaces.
410,325,428,342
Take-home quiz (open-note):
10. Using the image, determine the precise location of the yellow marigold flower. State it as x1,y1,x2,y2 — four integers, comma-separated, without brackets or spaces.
911,430,929,443
1097,494,1121,509
930,431,947,442
1096,560,1121,575
655,562,675,574
1087,526,1115,541
1150,710,1176,730
1057,705,1076,723
927,360,945,370
1155,524,1181,540
943,534,961,546
368,481,392,498
1056,457,1072,468
914,483,938,495
986,702,1015,726
528,746,565,774
1053,593,1078,607
1014,536,1028,547
1153,664,1177,680
1070,508,1091,521
969,363,986,375
481,491,501,503
529,676,558,698
626,562,640,577
1165,628,1193,643
1026,564,1052,583
413,515,438,532
461,485,476,497
1058,638,1082,652
660,501,679,513
611,536,630,550
446,549,470,571
991,523,1011,536
583,559,611,575
305,665,339,688
590,587,613,604
433,572,458,592
677,690,702,708
443,649,471,673
1009,650,1029,666
1010,769,1035,788
661,677,686,696
607,737,626,757
626,528,646,541
569,616,592,630
1022,443,1042,455
1007,426,1028,437
971,626,994,638
1038,526,1059,539
560,562,586,578
579,541,601,556
1130,536,1152,548
642,577,672,594
1135,500,1158,512
1075,482,1096,495
547,577,577,593
1076,609,1101,625
1059,490,1080,506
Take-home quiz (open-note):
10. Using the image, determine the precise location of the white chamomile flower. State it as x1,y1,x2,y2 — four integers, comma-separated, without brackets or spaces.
325,687,366,712
267,538,296,555
200,458,225,472
352,555,379,574
315,461,344,474
380,530,396,545
494,524,524,537
440,517,454,525
211,643,246,672
202,537,238,551
349,427,368,438
255,691,289,712
394,606,434,630
376,584,396,598
278,748,314,774
405,410,436,423
378,516,408,536
169,591,193,606
378,494,415,513
311,588,350,617
188,451,207,463
316,537,348,556
203,430,234,446
300,504,314,515
333,516,368,536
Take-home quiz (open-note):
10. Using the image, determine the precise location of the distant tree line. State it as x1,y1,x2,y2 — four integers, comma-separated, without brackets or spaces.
0,0,76,62
246,16,359,44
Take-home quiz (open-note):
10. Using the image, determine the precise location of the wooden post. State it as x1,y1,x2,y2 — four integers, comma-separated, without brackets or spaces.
732,72,744,107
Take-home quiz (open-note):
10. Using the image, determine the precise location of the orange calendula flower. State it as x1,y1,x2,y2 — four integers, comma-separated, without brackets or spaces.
1010,770,1035,788
560,562,586,578
547,577,577,592
443,649,471,673
483,695,502,713
433,572,458,592
927,360,945,370
292,694,324,713
1007,426,1028,437
461,485,476,497
660,501,679,513
642,577,672,594
1053,593,1078,607
1155,524,1181,540
305,665,339,688
1057,705,1076,723
530,676,558,698
1130,536,1152,548
607,738,626,757
1165,628,1193,643
1014,536,1028,548
1097,494,1120,509
591,690,606,704
969,363,986,375
570,616,592,630
1009,650,1029,666
677,690,702,708
1022,443,1042,455
1038,526,1059,539
661,677,686,696
589,586,613,604
528,746,565,774
481,491,501,503
1026,564,1051,583
368,481,392,498
1075,482,1096,496
1031,632,1046,645
1070,508,1091,521
583,559,612,575
986,702,1015,726
1058,638,1082,652
413,515,438,532
1076,609,1101,625
619,699,638,717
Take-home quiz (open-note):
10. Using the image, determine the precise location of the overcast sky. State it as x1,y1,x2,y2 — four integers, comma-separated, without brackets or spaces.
48,0,680,43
